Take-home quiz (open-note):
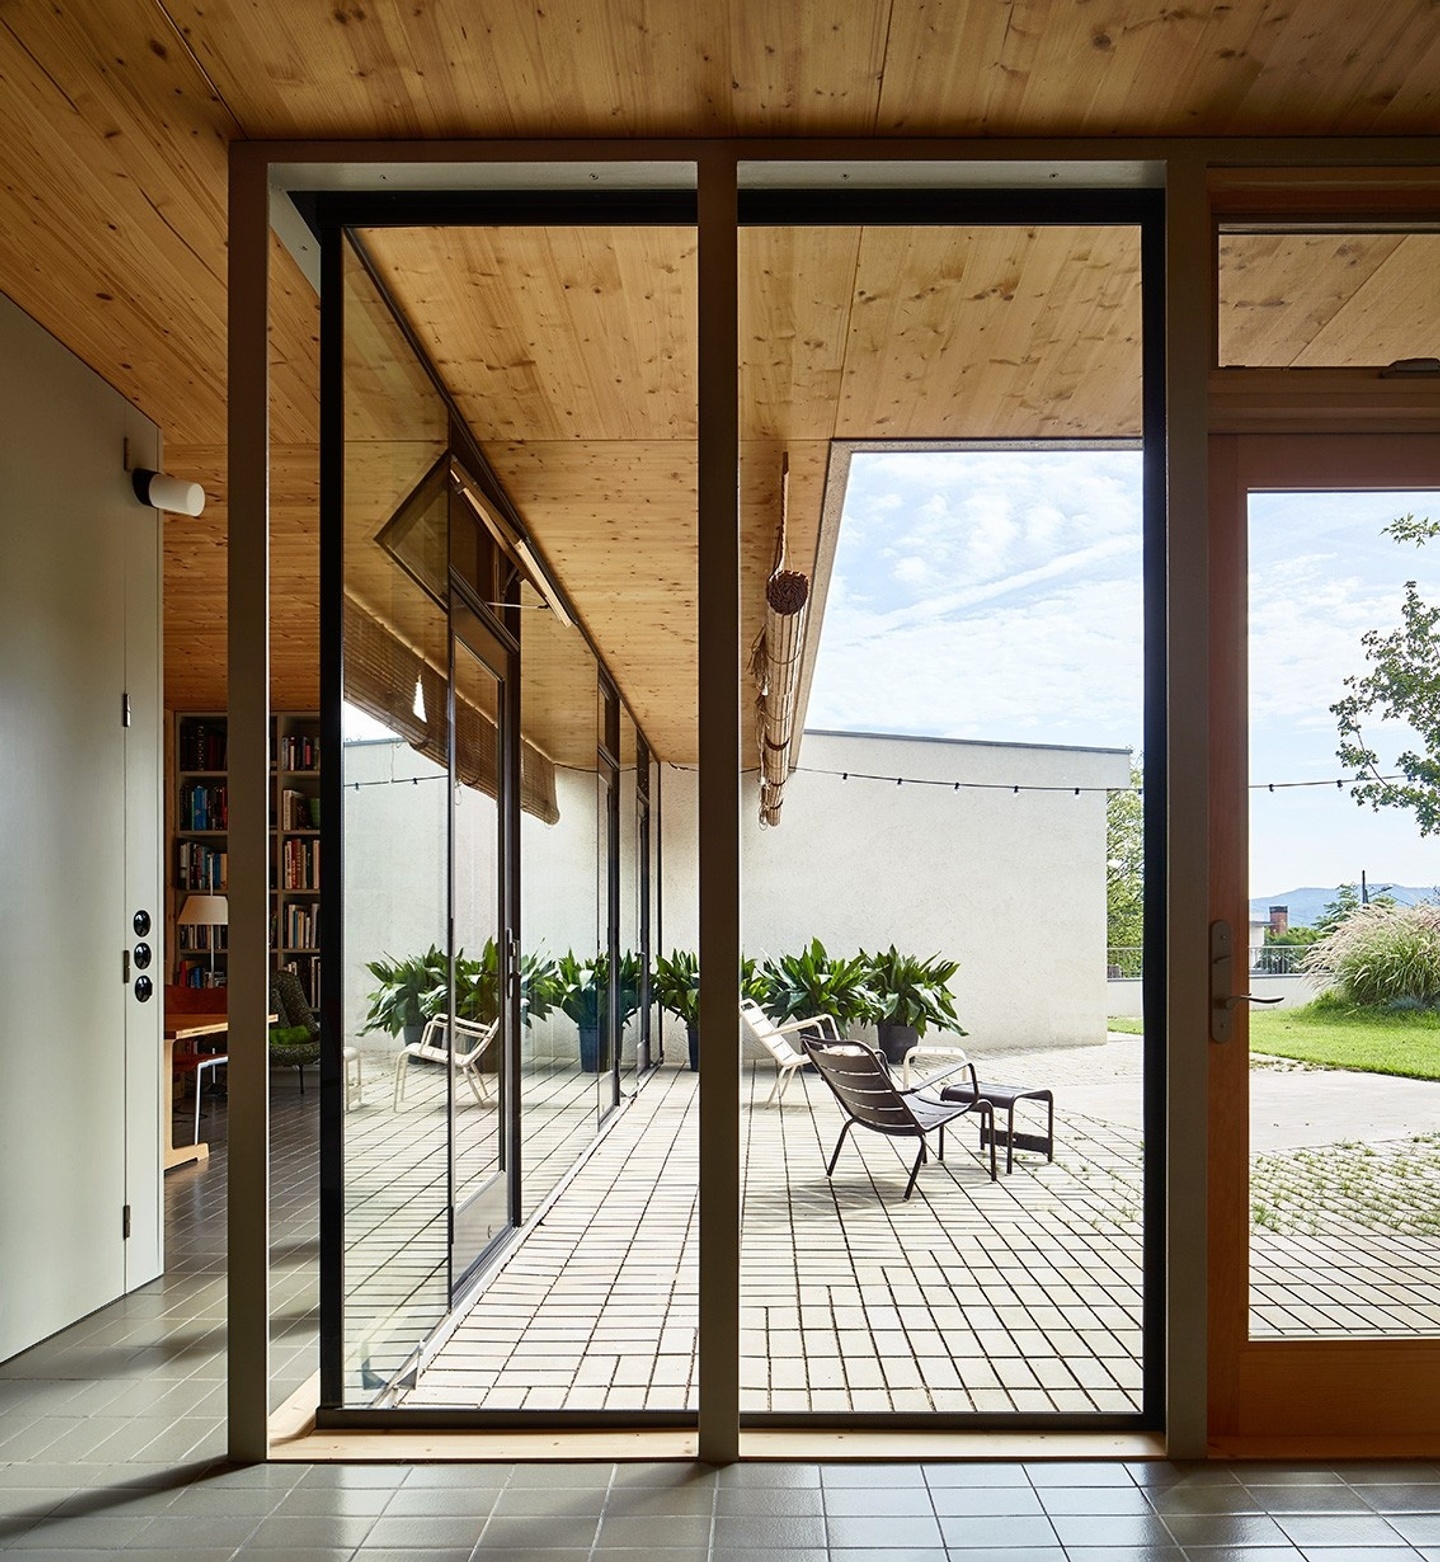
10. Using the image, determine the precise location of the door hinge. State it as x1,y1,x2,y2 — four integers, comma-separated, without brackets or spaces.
121,691,132,728
122,947,131,983
122,1204,132,1240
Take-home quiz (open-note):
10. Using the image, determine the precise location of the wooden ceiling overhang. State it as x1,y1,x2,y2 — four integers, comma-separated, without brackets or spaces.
4,2,1440,731
171,142,1440,754
340,206,1149,761
8,7,1436,724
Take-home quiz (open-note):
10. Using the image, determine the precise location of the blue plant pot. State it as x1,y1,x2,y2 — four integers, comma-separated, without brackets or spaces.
579,1024,600,1073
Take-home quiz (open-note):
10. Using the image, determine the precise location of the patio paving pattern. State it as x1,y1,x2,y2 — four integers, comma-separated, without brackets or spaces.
389,1031,1440,1412
404,1048,1147,1415
317,1028,1440,1410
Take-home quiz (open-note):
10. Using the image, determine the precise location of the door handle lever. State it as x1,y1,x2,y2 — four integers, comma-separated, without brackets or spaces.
1211,919,1284,1041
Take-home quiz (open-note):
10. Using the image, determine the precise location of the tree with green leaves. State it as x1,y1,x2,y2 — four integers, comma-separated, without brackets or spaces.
1313,882,1396,934
1106,761,1144,956
1333,512,1440,834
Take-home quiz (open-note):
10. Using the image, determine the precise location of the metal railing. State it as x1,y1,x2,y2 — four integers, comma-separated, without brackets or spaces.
1105,945,1311,977
1106,947,1143,979
1248,944,1307,976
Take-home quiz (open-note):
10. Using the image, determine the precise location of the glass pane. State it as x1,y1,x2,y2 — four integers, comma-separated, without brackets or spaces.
451,637,506,1284
596,759,617,1118
339,232,451,1402
1248,486,1440,1340
515,580,604,1199
339,219,696,1417
1220,230,1440,368
736,218,1148,1419
619,710,641,1089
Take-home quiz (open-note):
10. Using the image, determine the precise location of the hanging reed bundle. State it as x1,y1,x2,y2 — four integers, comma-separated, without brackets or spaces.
751,568,810,825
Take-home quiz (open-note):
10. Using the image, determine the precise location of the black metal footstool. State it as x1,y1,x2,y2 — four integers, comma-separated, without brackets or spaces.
939,1081,1054,1174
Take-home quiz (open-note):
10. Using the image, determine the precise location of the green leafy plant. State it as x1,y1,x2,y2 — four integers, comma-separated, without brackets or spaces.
554,951,642,1031
518,948,562,1028
652,949,700,1031
554,952,602,1029
859,945,964,1037
757,938,872,1026
650,952,765,1033
451,944,499,1025
361,944,449,1037
1303,902,1440,1008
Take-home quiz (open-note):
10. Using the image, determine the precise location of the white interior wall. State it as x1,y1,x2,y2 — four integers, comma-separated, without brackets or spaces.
0,291,163,1361
662,730,1130,1053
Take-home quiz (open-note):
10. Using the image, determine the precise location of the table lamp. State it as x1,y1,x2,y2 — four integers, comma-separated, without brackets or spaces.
177,893,228,982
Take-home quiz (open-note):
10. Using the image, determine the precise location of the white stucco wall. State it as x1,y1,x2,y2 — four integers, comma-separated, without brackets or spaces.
341,736,611,1065
661,730,1131,1052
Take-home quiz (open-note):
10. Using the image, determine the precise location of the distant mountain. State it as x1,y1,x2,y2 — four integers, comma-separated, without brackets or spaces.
1249,885,1440,928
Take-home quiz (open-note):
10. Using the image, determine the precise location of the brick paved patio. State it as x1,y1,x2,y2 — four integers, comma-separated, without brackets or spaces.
333,1031,1440,1414
401,1046,1146,1415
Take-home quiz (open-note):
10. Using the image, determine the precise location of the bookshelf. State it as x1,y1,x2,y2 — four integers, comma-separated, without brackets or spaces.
169,711,321,1006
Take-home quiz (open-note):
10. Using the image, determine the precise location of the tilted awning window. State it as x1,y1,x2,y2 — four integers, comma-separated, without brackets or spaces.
343,595,559,825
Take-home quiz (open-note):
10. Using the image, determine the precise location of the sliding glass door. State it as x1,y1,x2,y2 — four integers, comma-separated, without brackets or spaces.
449,607,514,1292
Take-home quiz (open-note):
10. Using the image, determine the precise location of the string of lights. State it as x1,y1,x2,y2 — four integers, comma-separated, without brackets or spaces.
662,761,1407,796
342,757,1408,797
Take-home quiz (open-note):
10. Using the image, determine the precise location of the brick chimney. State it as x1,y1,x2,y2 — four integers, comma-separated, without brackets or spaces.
1269,905,1289,936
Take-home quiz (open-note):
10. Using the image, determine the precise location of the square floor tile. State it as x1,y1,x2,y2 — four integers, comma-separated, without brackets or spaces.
827,1512,944,1548
1275,1513,1407,1546
1161,1513,1295,1548
937,1513,1060,1549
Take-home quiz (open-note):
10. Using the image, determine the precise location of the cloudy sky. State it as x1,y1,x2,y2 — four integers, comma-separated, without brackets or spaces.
806,448,1440,899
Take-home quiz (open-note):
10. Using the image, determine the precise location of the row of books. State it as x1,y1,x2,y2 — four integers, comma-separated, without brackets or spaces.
179,720,227,772
179,781,228,831
280,788,318,830
282,837,320,889
176,961,227,989
282,956,321,1008
281,902,318,951
176,923,228,952
280,731,320,771
177,842,227,892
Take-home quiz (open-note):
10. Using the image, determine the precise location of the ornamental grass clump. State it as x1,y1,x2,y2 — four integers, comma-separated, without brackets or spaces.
1303,902,1440,1008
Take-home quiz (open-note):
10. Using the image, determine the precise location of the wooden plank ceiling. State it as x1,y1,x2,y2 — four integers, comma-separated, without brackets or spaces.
1,0,1439,747
355,221,1144,759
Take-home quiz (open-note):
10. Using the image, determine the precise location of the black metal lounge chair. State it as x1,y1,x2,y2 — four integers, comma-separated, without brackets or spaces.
801,1035,997,1199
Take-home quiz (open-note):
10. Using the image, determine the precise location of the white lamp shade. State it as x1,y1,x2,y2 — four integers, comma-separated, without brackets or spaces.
177,893,228,926
132,468,206,517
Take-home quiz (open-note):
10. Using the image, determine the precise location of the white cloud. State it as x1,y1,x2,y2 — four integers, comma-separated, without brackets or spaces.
891,555,931,586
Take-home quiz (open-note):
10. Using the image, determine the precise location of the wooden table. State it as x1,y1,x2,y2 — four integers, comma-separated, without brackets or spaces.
162,1008,228,1171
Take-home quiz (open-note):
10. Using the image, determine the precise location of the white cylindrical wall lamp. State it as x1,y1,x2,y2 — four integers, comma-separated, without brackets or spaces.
132,468,206,517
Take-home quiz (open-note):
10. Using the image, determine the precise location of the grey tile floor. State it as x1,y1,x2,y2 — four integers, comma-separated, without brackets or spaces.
5,1060,1440,1557
6,1448,1440,1559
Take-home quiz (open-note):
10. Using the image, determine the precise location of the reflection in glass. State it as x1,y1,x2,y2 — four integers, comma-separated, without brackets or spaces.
1247,487,1440,1341
518,581,604,1200
450,633,506,1286
339,233,452,1399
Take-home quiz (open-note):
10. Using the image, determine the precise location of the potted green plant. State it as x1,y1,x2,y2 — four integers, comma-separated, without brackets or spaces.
860,945,964,1066
438,938,565,1032
556,951,644,1071
651,953,767,1071
555,951,606,1071
361,944,449,1044
757,938,872,1032
653,949,701,1070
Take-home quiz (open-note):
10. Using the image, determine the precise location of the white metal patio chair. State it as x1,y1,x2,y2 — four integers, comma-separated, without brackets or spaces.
392,1014,498,1109
739,997,841,1105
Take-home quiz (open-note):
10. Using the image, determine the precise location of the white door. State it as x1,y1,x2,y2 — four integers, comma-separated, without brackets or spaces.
0,295,162,1360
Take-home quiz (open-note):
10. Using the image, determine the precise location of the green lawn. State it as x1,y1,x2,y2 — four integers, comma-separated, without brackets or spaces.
1108,1004,1440,1081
